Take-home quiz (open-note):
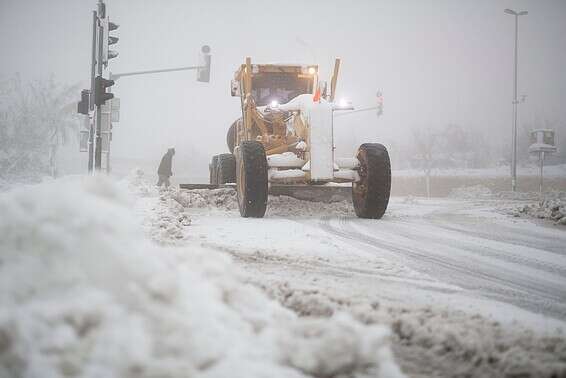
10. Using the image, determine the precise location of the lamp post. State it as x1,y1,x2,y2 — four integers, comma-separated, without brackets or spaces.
504,8,528,192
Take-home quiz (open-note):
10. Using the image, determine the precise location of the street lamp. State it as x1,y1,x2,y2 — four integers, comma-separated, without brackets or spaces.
504,8,528,192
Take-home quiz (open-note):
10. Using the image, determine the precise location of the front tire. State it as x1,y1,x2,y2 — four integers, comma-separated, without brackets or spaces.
352,143,391,219
236,141,268,218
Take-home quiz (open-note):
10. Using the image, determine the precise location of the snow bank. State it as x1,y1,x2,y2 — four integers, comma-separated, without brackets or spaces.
173,188,238,211
267,195,354,217
512,191,566,225
0,177,404,378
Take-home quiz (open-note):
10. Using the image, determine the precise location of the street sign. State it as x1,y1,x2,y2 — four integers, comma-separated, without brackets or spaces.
528,128,557,196
529,129,557,154
80,130,89,152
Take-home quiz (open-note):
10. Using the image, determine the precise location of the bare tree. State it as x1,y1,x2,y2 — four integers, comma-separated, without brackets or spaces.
411,127,438,198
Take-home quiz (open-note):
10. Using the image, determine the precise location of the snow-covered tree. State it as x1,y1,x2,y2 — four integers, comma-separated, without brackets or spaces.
0,74,80,183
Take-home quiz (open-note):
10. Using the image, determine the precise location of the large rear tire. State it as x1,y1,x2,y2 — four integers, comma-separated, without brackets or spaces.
236,141,268,218
209,155,219,185
217,153,236,184
352,143,391,219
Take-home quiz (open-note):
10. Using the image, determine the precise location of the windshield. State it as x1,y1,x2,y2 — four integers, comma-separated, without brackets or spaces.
251,73,313,106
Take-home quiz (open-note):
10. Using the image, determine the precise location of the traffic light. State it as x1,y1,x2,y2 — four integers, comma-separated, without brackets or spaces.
197,45,211,82
94,76,115,106
77,89,90,115
102,18,119,66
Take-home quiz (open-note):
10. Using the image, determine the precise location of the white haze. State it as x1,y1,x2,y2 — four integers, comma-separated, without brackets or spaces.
1,0,565,181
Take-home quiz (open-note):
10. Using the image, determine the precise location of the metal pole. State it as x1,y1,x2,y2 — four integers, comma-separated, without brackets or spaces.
511,14,518,192
95,1,104,171
539,151,544,197
111,65,203,80
88,10,97,173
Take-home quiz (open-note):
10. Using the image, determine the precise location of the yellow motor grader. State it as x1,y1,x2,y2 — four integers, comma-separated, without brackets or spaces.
208,57,391,218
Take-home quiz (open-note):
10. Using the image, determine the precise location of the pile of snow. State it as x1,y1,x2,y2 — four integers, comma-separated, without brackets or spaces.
0,178,404,378
496,191,539,201
449,185,493,199
512,192,566,225
267,195,354,217
148,190,192,244
121,168,157,197
173,188,238,211
263,282,566,378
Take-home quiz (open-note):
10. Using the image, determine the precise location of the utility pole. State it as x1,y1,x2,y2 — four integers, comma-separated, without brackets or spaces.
504,8,528,192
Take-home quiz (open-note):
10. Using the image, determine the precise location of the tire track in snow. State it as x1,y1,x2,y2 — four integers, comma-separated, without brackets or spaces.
319,216,566,320
199,240,461,295
360,218,566,279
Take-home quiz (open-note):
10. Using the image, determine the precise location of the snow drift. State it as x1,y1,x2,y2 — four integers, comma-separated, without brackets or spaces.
0,177,404,378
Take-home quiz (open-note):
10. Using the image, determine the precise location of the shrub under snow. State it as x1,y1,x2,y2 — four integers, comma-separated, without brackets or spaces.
0,177,404,378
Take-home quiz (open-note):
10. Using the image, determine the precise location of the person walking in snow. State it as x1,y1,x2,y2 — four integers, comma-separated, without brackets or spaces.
157,148,175,188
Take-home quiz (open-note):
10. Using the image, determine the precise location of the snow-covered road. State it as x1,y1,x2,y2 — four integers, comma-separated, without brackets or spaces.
171,189,566,376
181,191,566,323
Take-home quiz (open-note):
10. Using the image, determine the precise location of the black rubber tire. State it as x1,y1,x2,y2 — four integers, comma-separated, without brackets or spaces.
352,143,391,219
216,153,236,184
226,120,238,154
236,141,268,218
209,155,219,185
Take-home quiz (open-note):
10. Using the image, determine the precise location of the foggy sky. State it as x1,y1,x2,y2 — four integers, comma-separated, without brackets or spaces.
1,0,565,178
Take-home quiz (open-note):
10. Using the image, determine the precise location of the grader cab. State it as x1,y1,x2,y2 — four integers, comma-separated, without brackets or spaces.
209,57,391,218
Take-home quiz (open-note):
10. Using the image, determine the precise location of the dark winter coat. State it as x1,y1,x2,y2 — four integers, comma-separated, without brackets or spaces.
157,150,174,176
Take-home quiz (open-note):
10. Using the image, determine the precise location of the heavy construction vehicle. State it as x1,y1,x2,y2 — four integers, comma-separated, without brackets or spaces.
209,57,391,218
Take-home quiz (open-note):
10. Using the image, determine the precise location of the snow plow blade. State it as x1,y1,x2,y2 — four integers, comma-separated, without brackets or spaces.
179,184,351,203
269,185,351,203
179,183,235,190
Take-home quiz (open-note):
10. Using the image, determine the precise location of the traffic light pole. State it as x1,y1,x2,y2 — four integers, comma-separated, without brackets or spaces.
94,4,104,171
109,65,203,81
88,10,97,173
